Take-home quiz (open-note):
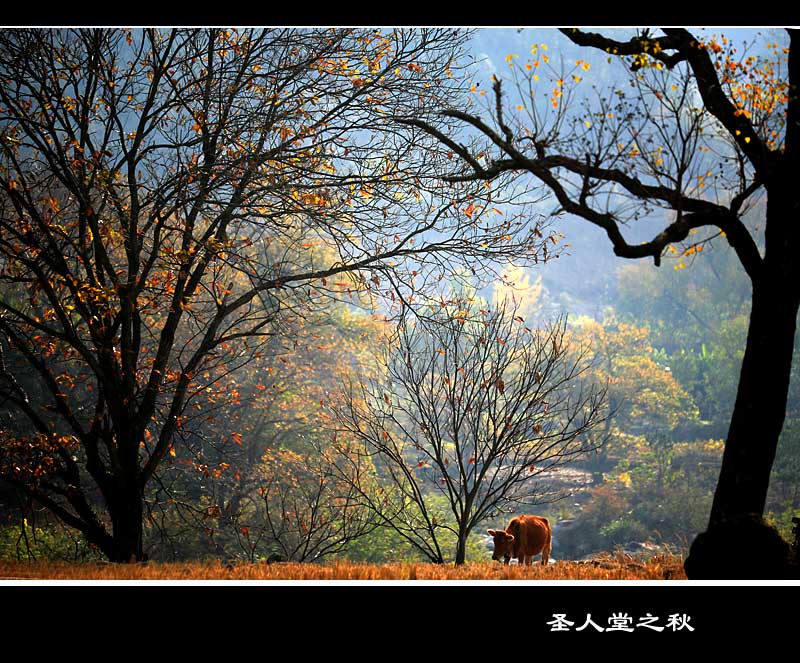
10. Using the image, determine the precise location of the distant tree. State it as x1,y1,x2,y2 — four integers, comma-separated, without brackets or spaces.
398,28,800,575
331,296,606,564
614,248,752,437
0,28,551,562
570,314,699,473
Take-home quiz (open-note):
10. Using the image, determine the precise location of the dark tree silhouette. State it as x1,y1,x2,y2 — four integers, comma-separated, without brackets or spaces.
397,28,800,576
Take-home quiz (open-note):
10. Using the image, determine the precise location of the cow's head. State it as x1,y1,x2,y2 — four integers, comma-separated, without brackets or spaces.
487,528,515,563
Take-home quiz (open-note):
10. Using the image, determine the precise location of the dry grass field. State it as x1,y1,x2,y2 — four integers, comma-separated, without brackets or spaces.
0,553,687,581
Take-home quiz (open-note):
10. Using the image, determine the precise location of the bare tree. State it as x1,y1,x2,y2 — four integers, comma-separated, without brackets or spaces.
331,296,606,564
226,447,378,563
396,28,800,575
0,28,552,561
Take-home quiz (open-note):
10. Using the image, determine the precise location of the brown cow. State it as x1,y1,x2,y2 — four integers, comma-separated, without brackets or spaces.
488,515,552,565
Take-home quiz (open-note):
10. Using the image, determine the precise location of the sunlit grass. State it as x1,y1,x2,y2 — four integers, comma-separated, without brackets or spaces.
0,553,686,581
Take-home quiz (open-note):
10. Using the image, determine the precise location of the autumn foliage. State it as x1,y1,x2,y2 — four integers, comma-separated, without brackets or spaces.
0,28,551,562
400,28,800,577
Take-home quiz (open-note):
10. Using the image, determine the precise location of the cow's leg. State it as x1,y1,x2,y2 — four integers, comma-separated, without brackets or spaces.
542,536,551,565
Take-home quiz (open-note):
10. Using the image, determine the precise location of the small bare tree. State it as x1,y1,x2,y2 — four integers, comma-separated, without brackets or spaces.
331,296,607,564
232,446,378,563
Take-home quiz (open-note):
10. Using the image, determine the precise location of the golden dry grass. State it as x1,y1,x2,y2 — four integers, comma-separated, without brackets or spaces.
0,553,686,581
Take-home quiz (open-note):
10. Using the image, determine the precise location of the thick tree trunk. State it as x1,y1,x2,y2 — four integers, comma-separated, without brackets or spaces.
708,276,799,525
104,481,146,563
686,254,799,578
